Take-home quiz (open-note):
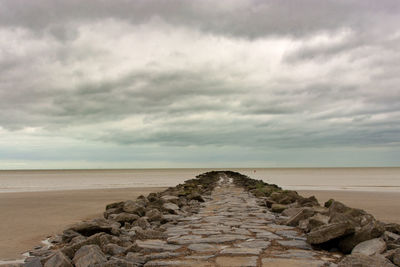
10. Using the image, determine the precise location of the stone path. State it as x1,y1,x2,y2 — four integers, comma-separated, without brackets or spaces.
132,174,340,267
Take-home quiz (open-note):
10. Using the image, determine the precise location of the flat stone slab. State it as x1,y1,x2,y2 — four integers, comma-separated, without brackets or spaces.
236,240,271,249
135,240,181,252
188,243,220,253
272,249,318,259
277,240,312,250
219,247,261,255
144,260,215,267
262,258,326,267
215,256,258,267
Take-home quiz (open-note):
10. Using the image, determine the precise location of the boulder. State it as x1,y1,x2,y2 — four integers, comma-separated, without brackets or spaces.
307,213,329,231
297,195,319,207
286,207,315,226
136,195,148,207
123,200,146,216
352,238,386,256
44,251,73,267
68,220,113,236
187,192,205,202
145,209,163,222
281,207,303,217
392,248,400,265
385,223,400,235
109,213,139,223
135,228,167,240
271,204,287,213
103,243,126,256
73,245,107,267
338,219,385,253
307,221,355,245
132,217,150,229
93,259,137,267
162,203,180,214
270,191,300,205
338,253,395,267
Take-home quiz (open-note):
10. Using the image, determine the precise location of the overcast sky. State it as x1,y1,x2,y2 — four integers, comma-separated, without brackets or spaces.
1,0,399,169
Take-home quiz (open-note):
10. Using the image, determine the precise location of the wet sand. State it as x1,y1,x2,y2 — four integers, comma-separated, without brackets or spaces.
299,190,400,224
0,187,166,260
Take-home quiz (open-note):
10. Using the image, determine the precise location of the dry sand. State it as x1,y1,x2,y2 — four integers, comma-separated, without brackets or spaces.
299,190,400,224
0,187,165,260
1,188,400,260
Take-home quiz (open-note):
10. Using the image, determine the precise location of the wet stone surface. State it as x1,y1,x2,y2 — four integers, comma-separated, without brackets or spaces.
141,174,339,267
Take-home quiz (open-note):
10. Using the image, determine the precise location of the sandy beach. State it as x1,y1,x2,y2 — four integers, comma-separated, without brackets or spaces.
0,187,165,260
299,190,400,224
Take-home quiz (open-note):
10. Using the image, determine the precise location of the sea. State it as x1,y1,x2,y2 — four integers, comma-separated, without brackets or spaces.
0,168,399,193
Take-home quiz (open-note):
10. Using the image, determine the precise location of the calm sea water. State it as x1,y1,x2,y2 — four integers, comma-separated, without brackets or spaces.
0,168,399,193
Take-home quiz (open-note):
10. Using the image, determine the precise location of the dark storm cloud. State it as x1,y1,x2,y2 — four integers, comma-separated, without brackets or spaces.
0,0,400,166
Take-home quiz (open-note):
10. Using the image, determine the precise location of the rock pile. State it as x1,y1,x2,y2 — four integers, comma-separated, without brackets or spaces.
229,171,400,266
6,171,400,267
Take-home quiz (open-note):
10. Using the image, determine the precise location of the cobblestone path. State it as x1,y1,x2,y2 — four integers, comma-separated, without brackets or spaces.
134,174,340,267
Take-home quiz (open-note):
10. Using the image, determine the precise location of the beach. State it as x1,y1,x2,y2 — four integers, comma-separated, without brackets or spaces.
0,187,165,260
1,167,400,261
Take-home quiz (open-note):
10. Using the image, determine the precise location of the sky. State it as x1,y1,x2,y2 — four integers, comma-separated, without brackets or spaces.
0,0,400,169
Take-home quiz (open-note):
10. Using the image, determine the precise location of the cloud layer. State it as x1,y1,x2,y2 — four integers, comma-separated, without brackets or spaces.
1,0,400,168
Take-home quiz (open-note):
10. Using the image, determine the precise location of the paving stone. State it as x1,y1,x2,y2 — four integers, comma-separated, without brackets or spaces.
215,256,258,267
188,243,220,252
277,240,312,250
135,240,181,252
236,240,271,249
144,260,215,267
219,247,261,255
262,258,327,267
272,249,318,259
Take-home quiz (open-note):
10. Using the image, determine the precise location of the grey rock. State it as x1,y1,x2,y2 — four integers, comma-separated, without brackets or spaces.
162,203,180,214
72,245,107,267
123,200,146,216
338,253,395,267
286,207,315,226
109,213,139,223
352,238,386,256
277,240,312,250
307,222,355,244
103,243,126,256
44,251,73,267
187,243,219,252
25,258,43,267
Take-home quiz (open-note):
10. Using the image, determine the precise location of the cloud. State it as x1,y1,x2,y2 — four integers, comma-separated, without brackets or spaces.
0,0,399,168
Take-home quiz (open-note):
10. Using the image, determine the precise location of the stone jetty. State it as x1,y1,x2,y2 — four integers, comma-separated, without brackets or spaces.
7,171,400,266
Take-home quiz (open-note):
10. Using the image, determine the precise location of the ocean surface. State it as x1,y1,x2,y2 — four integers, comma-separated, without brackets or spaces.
0,168,399,193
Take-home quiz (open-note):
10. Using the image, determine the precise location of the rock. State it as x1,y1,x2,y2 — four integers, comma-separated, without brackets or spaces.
25,258,43,267
93,259,137,267
103,243,126,256
286,207,315,226
62,229,81,243
270,191,300,205
385,223,400,235
307,222,355,244
384,231,400,243
338,219,385,253
271,204,287,213
187,192,205,202
136,228,167,239
146,209,163,222
352,238,386,256
105,201,124,210
161,195,179,204
73,245,107,267
109,213,139,223
281,207,303,217
297,195,319,207
338,253,395,267
68,220,112,236
123,200,146,216
129,239,181,252
307,213,329,231
136,195,149,207
132,217,151,229
162,203,180,214
44,251,73,267
392,248,400,265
